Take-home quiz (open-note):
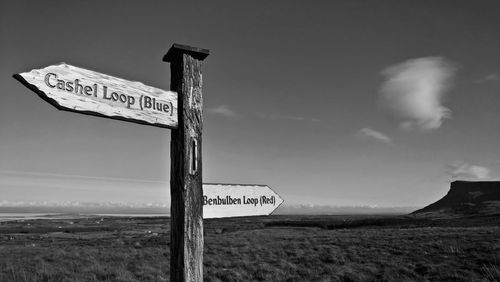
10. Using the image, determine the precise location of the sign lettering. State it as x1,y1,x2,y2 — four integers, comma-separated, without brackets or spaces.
203,183,284,218
14,63,178,128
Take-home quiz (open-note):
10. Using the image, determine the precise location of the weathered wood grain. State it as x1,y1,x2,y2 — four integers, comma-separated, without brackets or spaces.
203,183,284,219
165,45,208,282
14,63,178,129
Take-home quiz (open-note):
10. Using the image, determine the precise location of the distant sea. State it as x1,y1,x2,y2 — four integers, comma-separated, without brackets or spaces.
0,213,62,222
0,205,418,222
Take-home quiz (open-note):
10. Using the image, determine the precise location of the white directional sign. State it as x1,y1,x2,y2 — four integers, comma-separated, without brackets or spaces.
203,183,284,218
14,63,178,128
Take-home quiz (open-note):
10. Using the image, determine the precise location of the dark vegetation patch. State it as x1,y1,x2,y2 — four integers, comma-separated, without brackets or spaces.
0,215,498,281
264,215,500,230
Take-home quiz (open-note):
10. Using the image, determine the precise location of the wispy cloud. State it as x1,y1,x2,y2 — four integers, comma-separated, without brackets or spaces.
379,57,457,131
446,161,491,181
206,105,240,118
0,169,166,184
0,200,168,208
257,113,321,123
475,73,500,83
356,128,392,145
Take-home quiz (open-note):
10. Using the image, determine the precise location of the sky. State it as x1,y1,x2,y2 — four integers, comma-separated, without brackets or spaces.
1,1,499,208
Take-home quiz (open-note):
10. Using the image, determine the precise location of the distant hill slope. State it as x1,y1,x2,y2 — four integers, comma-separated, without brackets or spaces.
412,181,500,218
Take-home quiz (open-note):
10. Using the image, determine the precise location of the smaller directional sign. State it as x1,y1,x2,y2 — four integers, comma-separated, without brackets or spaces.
14,63,178,129
203,183,284,219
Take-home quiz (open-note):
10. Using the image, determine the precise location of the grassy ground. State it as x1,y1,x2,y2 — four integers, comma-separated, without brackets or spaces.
0,215,498,281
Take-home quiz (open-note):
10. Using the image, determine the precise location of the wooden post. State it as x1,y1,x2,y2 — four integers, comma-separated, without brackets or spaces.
163,44,209,282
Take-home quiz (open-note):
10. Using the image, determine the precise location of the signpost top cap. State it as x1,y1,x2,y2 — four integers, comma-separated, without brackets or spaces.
163,43,210,62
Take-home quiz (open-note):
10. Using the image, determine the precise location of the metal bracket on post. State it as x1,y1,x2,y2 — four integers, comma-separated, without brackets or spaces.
190,137,198,176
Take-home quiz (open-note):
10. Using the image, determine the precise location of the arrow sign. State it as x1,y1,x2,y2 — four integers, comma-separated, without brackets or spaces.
13,63,178,129
203,183,284,218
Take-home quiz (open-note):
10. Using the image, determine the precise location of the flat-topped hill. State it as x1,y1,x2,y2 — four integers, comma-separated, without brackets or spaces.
412,181,500,218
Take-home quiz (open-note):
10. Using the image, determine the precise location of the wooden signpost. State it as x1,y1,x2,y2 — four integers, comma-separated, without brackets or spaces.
203,183,284,218
13,43,284,282
163,44,208,282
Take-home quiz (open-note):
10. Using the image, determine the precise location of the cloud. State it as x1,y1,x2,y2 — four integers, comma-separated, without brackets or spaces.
475,73,500,83
257,113,321,123
379,57,457,131
446,161,491,181
357,128,392,145
483,74,500,81
0,200,168,208
207,105,240,118
0,169,165,184
0,169,167,183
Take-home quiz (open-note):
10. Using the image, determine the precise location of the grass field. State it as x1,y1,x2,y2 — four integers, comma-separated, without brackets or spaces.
0,215,499,281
